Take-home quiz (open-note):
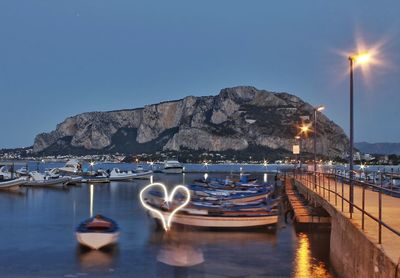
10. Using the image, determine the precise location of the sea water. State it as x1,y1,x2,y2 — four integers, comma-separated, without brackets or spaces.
0,166,334,277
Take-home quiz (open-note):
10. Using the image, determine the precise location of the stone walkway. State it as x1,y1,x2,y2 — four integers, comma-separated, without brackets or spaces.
296,174,400,264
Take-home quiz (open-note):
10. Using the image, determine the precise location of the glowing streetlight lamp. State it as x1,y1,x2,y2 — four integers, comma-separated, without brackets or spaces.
313,105,325,185
353,52,371,65
300,124,310,135
90,161,95,174
348,50,372,213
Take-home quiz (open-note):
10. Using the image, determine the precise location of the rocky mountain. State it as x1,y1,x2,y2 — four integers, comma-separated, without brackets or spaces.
355,142,400,155
33,86,349,158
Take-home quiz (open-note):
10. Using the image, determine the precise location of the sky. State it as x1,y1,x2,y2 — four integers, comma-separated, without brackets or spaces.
0,0,399,148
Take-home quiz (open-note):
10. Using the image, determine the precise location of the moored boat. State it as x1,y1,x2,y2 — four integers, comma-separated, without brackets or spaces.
66,176,84,185
109,168,152,181
16,166,29,177
143,178,279,229
0,177,27,191
162,160,184,174
76,215,119,250
81,170,110,183
148,209,278,229
0,166,13,179
58,159,82,175
25,171,71,187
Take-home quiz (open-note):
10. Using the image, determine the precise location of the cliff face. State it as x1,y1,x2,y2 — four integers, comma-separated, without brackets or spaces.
33,86,349,157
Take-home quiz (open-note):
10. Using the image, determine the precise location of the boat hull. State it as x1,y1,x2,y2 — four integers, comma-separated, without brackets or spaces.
66,176,83,185
149,210,278,228
76,232,119,250
194,192,269,204
162,168,183,174
0,178,26,191
25,177,70,187
81,177,110,183
109,171,152,181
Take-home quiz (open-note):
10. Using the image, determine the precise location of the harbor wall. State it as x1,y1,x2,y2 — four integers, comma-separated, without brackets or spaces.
294,180,400,278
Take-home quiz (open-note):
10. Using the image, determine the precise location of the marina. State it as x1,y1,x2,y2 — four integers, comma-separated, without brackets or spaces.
0,162,334,277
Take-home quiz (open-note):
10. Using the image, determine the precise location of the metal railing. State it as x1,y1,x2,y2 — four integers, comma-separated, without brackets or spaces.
292,170,400,245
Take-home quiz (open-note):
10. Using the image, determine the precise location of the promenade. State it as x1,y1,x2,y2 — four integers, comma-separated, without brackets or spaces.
296,173,400,264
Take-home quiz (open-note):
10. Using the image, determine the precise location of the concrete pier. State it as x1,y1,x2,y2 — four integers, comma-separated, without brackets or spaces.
294,175,400,278
285,179,330,224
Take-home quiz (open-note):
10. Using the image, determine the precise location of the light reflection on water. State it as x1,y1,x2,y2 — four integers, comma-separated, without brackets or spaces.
293,233,332,278
0,172,334,277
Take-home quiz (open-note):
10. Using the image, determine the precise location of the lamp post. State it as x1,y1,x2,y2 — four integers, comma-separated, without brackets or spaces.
313,106,325,185
294,135,301,178
298,123,310,171
294,135,301,165
348,51,371,213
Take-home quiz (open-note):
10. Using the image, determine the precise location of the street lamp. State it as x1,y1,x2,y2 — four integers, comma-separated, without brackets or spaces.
299,124,310,135
90,161,95,174
348,51,371,213
294,135,301,175
313,105,325,185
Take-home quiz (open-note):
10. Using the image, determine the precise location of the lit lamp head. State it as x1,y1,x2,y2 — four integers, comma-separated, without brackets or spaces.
316,105,325,112
350,51,371,65
90,162,95,167
300,124,310,134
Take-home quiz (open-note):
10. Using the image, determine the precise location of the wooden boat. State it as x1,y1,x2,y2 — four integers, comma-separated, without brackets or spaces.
194,174,258,187
25,171,70,187
188,184,272,202
148,209,278,229
0,177,27,191
76,215,119,250
147,186,270,206
189,184,266,195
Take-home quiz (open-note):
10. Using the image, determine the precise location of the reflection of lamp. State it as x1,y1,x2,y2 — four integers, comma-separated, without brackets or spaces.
293,233,330,277
90,184,94,218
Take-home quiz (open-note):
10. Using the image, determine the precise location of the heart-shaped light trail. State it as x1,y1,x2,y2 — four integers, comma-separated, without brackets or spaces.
139,183,191,231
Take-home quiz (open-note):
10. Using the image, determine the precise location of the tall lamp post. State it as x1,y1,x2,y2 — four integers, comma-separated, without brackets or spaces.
313,106,325,185
298,124,310,173
348,51,371,213
294,135,301,176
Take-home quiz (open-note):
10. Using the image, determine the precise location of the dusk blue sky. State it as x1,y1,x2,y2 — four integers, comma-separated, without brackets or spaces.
0,1,399,148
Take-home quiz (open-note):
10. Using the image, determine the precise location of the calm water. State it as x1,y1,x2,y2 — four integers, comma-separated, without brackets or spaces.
0,172,334,277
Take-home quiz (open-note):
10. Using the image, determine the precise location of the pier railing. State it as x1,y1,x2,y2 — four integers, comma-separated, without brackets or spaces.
292,170,400,245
